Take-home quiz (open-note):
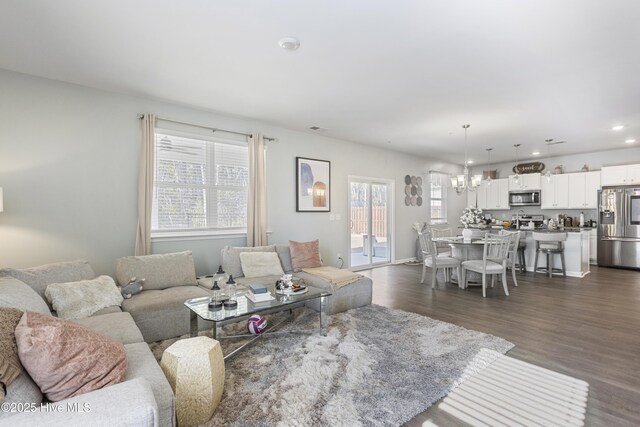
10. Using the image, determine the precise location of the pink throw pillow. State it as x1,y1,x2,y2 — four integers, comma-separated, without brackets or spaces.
289,240,322,272
14,311,127,402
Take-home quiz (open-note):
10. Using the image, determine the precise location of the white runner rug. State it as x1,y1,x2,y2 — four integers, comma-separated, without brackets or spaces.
432,349,589,427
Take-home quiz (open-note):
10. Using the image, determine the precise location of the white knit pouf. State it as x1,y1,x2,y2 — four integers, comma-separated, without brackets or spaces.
160,336,225,426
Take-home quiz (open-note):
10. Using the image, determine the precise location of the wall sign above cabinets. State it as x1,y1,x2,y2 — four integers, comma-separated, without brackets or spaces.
512,162,545,174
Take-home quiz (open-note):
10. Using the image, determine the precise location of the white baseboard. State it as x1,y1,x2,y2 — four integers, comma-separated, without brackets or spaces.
394,257,417,264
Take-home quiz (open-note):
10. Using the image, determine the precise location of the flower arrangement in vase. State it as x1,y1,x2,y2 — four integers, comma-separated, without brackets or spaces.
460,207,484,228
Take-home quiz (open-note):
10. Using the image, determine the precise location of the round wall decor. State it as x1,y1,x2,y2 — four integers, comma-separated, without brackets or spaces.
404,174,422,207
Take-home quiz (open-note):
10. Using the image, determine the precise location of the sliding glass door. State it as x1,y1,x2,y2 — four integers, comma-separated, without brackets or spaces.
349,178,393,269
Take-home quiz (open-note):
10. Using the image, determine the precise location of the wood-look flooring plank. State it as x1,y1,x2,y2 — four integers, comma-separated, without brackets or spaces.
358,264,640,427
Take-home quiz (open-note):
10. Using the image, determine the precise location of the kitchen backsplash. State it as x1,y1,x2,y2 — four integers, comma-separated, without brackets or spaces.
482,206,598,223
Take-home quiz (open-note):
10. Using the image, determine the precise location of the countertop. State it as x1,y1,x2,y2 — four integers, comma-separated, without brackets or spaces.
459,225,597,233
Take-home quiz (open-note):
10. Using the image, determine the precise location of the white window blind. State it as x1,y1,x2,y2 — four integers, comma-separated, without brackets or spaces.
152,131,248,234
429,171,448,224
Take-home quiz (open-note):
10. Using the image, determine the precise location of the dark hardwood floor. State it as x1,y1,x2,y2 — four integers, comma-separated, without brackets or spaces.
358,264,640,427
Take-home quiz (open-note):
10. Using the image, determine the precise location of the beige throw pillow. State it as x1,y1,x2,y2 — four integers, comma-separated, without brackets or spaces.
239,252,285,278
289,240,323,273
44,275,124,320
15,311,127,402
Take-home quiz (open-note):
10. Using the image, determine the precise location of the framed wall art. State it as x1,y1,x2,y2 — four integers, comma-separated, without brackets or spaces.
296,157,331,212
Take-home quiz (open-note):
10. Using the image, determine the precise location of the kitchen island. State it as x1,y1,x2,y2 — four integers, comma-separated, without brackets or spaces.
457,226,592,278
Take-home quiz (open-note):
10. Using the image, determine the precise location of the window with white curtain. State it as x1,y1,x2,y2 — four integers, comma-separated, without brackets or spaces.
151,130,248,235
429,171,448,224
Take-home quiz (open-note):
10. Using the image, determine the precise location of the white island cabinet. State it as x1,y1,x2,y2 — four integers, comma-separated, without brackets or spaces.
520,230,590,278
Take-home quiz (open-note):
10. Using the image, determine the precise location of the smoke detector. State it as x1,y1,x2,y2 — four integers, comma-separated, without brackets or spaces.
278,37,300,51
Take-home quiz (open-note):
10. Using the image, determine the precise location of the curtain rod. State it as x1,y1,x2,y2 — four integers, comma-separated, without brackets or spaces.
137,114,276,142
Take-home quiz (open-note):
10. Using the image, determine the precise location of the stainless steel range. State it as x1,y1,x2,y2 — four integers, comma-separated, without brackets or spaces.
598,186,640,269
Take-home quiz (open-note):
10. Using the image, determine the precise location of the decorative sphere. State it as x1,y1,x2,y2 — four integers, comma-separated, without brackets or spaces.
247,315,267,335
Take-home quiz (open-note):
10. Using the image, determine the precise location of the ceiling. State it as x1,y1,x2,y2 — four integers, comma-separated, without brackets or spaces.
1,0,639,165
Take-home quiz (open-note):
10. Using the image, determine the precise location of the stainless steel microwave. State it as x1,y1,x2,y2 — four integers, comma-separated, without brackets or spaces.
509,191,541,206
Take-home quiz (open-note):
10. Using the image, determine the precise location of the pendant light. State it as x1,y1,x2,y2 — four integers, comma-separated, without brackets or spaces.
485,148,493,186
544,139,553,183
450,124,481,193
513,144,522,187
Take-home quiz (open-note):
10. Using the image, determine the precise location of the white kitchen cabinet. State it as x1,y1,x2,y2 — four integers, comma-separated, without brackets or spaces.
627,164,640,184
478,178,509,210
508,173,541,191
480,178,509,210
477,181,488,209
585,171,601,208
541,174,569,209
497,179,509,209
568,171,601,209
601,164,640,186
467,189,477,208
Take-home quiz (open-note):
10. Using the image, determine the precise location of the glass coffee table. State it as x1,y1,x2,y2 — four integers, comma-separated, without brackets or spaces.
184,283,331,359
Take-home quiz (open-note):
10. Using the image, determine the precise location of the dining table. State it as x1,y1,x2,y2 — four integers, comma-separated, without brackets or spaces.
432,236,487,283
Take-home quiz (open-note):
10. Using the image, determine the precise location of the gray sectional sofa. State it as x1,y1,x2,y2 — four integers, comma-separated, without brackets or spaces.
220,244,373,315
114,251,213,342
0,245,373,426
0,269,175,427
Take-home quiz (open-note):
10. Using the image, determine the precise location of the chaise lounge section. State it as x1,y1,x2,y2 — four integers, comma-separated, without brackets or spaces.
219,244,373,315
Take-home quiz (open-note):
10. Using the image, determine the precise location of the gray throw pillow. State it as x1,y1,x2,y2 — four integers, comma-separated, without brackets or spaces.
0,277,51,315
0,259,95,303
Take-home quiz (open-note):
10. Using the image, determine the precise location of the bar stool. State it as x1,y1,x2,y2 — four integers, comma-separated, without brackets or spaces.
533,232,567,278
517,240,526,273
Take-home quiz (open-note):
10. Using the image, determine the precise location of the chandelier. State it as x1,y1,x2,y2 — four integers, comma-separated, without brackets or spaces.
451,124,481,194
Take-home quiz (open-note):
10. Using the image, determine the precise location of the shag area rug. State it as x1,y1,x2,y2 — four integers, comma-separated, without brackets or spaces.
149,305,514,426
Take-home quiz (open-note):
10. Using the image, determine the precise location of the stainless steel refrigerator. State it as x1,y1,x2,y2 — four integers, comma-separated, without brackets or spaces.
598,186,640,269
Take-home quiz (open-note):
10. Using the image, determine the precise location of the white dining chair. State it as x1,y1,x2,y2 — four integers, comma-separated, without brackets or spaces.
461,233,513,297
418,231,462,289
499,230,522,287
430,227,454,256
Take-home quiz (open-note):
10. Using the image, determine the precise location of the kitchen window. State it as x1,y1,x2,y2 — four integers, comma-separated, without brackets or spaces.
151,130,248,237
430,171,448,224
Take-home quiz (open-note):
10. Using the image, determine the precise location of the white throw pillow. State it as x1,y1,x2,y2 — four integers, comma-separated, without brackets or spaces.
44,276,124,320
239,252,285,278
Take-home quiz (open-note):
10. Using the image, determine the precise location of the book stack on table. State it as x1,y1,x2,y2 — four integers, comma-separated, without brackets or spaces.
246,284,275,303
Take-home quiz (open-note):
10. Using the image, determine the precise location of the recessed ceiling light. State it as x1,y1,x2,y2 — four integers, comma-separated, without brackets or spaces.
278,37,300,51
309,126,327,132
612,125,625,131
532,151,540,156
625,139,636,144
466,160,474,164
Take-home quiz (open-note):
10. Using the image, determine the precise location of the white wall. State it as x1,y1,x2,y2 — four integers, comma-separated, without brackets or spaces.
0,69,463,275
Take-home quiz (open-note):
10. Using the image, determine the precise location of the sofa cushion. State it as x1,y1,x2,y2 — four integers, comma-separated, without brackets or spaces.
239,252,284,278
73,312,144,345
125,342,175,427
92,305,122,316
115,251,197,291
0,371,42,417
0,277,51,315
121,286,210,342
0,260,95,303
45,275,124,320
15,311,128,402
289,240,322,272
275,244,294,273
221,245,276,278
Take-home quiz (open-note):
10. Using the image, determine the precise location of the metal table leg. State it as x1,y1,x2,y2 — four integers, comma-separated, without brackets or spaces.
190,310,198,338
